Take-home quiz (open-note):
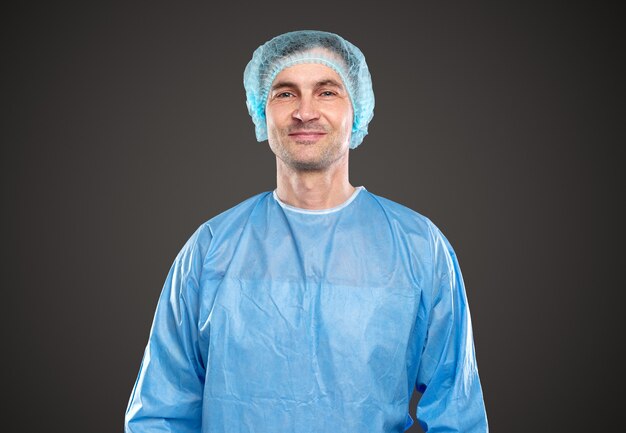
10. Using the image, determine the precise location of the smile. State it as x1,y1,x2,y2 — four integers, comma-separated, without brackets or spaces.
288,132,327,141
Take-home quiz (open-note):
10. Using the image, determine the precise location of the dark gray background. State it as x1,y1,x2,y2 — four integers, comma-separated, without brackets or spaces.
3,1,623,432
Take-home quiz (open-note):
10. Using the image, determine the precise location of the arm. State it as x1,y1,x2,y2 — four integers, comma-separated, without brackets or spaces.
125,224,211,433
414,225,488,432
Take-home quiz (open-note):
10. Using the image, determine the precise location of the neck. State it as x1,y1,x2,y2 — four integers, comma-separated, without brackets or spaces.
275,153,355,210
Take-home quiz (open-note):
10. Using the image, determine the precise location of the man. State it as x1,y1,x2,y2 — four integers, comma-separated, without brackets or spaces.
125,30,488,433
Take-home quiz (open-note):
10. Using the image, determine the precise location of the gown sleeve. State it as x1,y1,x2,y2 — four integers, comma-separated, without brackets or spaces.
414,225,489,432
125,224,212,433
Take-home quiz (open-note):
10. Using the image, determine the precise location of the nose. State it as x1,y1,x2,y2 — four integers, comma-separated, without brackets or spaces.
292,95,320,122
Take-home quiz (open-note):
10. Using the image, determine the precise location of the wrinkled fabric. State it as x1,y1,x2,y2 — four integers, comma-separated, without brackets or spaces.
244,30,375,149
125,187,488,433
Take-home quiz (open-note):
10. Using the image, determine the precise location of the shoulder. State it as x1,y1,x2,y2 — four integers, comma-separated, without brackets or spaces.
204,191,272,237
365,192,462,296
177,192,272,263
363,190,440,240
362,190,458,266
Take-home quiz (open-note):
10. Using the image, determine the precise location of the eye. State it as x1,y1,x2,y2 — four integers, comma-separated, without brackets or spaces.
320,91,336,97
275,92,294,98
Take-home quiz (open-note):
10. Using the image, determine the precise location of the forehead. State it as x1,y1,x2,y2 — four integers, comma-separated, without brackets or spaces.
269,46,349,88
271,63,345,88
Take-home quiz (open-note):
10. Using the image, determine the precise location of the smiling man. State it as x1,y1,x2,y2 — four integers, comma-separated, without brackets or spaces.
267,63,353,172
125,30,488,433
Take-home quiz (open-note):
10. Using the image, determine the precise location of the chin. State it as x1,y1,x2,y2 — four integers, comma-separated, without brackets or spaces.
285,155,329,171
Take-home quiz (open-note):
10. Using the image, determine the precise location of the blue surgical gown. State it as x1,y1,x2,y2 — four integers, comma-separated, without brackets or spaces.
125,187,488,432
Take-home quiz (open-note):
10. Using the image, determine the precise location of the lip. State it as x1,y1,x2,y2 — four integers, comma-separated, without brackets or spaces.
288,132,327,141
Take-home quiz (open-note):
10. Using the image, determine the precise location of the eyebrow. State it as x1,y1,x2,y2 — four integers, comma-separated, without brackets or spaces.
315,79,344,90
270,80,297,91
270,79,345,92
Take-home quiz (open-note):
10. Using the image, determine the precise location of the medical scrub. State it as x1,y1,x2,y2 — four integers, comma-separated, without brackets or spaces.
125,187,488,432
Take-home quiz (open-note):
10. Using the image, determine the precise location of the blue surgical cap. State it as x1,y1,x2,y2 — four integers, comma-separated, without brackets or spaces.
243,30,375,149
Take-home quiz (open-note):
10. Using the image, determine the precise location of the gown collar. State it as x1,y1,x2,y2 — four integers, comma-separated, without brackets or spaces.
272,186,365,215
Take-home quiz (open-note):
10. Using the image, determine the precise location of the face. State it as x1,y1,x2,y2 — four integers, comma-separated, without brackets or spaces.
265,62,353,172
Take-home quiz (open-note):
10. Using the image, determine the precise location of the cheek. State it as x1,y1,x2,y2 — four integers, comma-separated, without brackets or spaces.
340,107,354,132
264,107,273,129
265,106,287,131
335,101,353,127
346,112,354,129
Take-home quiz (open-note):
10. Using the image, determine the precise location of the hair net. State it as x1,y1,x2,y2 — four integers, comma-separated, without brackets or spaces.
243,30,375,149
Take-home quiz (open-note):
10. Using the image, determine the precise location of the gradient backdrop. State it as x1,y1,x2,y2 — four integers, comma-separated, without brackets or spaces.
3,1,623,432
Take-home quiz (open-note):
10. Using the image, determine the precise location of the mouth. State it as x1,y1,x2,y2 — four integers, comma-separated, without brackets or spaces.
288,132,327,142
